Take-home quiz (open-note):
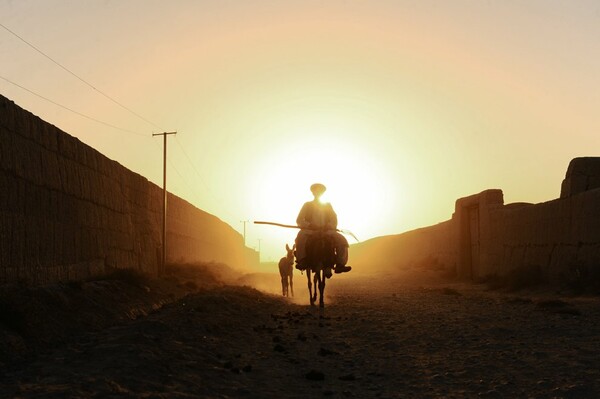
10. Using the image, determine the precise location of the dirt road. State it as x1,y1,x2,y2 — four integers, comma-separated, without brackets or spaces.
3,272,600,398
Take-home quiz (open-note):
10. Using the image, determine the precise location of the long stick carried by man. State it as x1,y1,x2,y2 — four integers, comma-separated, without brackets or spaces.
253,220,359,242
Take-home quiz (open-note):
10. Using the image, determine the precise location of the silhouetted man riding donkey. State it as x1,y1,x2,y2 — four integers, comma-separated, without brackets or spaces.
256,183,352,307
293,183,351,307
295,183,352,276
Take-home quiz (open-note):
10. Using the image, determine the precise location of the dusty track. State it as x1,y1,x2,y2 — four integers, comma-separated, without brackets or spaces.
2,270,600,398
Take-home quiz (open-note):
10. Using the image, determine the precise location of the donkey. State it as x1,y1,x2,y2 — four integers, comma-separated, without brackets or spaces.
304,232,336,308
278,244,295,297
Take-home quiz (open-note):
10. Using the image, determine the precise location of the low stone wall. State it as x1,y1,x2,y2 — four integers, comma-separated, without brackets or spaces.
0,95,257,285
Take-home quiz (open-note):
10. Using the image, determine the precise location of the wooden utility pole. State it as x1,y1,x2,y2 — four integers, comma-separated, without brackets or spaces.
257,238,261,262
153,131,177,275
240,220,249,246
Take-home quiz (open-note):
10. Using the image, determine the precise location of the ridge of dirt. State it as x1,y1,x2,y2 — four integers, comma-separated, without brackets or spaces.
0,263,232,369
3,267,600,397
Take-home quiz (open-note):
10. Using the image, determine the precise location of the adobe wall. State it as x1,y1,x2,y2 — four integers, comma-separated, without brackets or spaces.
560,157,600,198
453,189,504,279
476,158,600,282
349,220,456,274
350,158,600,285
488,188,600,282
0,95,257,285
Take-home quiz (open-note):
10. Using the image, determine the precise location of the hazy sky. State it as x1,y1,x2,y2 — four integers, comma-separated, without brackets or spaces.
2,1,600,261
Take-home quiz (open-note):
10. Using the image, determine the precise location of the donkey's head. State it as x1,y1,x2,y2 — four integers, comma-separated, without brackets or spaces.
285,243,296,261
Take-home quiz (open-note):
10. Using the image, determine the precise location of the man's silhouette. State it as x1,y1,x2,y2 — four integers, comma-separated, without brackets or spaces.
295,183,352,274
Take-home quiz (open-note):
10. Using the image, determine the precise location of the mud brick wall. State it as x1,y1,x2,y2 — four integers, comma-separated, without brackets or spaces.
350,165,600,285
166,193,258,268
489,188,600,283
560,157,600,198
453,189,505,279
349,220,456,274
0,95,257,285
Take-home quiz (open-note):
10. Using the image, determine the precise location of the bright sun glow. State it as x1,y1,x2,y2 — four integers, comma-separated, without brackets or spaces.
248,123,400,261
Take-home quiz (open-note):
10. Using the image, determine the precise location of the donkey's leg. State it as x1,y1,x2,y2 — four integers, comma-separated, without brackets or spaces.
307,270,314,306
289,271,294,297
318,270,326,308
312,273,319,304
281,274,287,296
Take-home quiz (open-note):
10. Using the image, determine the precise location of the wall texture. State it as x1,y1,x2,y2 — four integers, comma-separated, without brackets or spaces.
0,95,257,285
488,186,600,283
350,158,600,285
350,221,455,275
560,157,600,198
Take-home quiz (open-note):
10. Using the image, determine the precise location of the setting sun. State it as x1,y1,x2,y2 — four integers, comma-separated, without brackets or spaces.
247,120,400,259
2,1,600,262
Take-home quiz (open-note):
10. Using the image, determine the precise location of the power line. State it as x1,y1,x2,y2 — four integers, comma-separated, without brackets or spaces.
0,22,163,131
0,75,149,137
164,146,236,222
150,138,209,210
1,22,244,226
167,161,246,242
3,63,245,233
169,145,233,218
2,74,228,236
172,135,241,222
174,136,212,192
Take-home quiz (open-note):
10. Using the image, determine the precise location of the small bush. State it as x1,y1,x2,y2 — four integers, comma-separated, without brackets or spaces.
184,281,198,290
66,280,83,290
417,256,445,271
478,274,504,290
441,287,461,296
99,268,149,288
440,266,457,280
505,264,543,291
560,262,600,294
536,299,581,316
481,265,543,291
536,299,569,308
507,297,532,305
0,300,26,333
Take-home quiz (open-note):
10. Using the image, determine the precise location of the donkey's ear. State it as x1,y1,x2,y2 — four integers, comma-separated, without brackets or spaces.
286,244,290,251
292,244,296,250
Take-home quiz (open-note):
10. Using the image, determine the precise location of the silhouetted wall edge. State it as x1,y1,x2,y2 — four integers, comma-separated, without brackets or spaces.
0,94,258,285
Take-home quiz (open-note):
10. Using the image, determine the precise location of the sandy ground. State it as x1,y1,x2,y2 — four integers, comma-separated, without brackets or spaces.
2,267,600,398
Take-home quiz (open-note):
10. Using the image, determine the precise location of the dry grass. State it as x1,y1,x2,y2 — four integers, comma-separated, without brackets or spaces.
480,264,543,291
0,261,239,365
561,262,600,294
0,298,26,334
98,267,149,288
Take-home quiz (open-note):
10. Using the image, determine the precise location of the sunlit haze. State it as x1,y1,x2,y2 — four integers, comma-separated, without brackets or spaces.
2,1,599,261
